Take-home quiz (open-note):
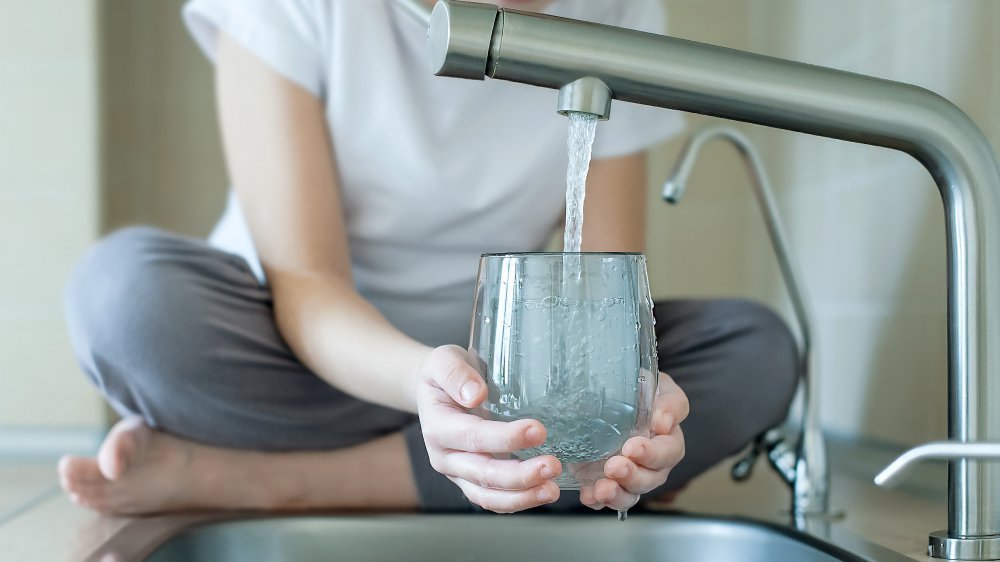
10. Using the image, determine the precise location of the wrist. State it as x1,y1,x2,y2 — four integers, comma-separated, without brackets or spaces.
403,344,434,412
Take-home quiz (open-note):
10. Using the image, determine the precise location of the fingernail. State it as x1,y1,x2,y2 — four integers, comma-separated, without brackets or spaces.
525,425,543,443
539,464,556,479
537,486,557,503
460,381,481,403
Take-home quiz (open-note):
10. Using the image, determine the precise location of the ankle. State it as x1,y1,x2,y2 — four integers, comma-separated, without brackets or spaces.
213,450,310,510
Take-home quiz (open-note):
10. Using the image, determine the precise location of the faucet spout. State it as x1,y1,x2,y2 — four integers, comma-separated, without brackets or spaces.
428,1,1000,557
557,77,612,121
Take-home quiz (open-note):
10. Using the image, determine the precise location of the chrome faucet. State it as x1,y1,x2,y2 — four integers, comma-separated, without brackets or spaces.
662,126,831,525
420,1,1000,558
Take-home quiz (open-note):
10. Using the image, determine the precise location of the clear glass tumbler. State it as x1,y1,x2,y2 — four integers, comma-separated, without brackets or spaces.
469,253,658,489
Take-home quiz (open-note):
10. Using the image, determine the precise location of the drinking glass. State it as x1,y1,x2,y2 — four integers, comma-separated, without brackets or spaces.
468,253,658,489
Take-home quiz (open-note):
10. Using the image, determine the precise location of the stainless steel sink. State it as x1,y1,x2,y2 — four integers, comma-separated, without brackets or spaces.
140,514,915,562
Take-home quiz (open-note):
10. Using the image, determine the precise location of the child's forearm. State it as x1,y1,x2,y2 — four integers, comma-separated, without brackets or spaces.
269,266,430,413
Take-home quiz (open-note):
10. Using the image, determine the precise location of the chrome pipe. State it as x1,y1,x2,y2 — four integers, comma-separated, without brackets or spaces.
429,1,1000,555
663,126,829,522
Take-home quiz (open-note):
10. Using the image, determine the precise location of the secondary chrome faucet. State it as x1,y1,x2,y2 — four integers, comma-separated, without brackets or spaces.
662,126,831,525
421,1,1000,558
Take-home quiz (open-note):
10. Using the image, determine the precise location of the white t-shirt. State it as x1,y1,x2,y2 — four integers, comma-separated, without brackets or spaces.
183,0,685,348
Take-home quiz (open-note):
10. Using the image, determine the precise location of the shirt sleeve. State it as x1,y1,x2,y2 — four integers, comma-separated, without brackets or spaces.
591,0,687,160
182,0,327,98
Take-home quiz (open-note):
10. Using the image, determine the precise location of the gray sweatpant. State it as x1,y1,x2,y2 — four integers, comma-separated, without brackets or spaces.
64,227,798,512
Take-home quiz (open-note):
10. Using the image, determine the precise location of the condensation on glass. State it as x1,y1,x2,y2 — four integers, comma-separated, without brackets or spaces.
469,252,658,489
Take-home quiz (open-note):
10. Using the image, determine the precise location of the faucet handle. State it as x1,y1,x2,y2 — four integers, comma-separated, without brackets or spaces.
874,441,1000,488
731,428,788,482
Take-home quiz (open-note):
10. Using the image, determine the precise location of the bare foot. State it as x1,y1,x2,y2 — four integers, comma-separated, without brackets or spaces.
59,417,207,514
58,416,418,515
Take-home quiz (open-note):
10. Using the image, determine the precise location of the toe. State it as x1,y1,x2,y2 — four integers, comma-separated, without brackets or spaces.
98,416,150,481
68,483,114,513
59,455,107,492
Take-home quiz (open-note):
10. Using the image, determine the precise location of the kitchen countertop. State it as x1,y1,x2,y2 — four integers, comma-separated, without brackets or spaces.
0,438,946,561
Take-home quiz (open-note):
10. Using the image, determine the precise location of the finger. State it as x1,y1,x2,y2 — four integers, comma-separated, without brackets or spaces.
579,486,606,511
651,408,676,436
592,478,640,512
426,414,546,454
603,455,667,495
622,426,686,472
452,477,560,514
655,372,690,424
439,452,561,491
426,348,488,408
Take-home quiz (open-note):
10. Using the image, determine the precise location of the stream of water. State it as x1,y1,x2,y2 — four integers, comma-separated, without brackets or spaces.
561,112,627,523
563,112,599,254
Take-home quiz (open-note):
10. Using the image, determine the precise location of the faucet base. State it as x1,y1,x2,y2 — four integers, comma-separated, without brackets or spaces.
930,531,1000,560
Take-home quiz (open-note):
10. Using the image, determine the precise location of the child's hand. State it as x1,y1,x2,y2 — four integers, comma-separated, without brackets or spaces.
415,345,562,513
580,371,689,511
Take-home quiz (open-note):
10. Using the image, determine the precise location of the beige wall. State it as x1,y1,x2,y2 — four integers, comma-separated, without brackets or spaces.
101,0,226,236
0,1,104,428
645,0,761,300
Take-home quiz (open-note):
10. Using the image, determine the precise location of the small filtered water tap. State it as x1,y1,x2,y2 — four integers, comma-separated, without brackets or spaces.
663,125,831,523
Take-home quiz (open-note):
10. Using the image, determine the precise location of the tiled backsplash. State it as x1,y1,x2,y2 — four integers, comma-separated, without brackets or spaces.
650,0,997,445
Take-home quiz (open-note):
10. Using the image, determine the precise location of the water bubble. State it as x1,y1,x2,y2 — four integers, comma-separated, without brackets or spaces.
484,317,492,325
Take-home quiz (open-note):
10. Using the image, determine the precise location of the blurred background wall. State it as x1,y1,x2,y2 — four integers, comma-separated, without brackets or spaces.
0,0,997,454
0,0,104,452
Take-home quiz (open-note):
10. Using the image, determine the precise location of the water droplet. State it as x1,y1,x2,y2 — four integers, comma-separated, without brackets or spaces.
484,317,492,325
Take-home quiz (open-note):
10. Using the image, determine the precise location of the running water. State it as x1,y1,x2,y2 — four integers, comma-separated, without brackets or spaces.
563,112,599,254
560,113,628,523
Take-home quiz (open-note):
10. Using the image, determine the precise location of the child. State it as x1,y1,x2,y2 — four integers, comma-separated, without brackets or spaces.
59,0,796,515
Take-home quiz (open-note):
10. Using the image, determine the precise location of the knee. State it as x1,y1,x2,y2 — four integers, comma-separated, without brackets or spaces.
65,227,162,351
716,299,799,432
64,227,200,392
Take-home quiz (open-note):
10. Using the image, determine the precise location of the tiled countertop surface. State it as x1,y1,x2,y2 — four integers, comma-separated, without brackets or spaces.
0,440,946,561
